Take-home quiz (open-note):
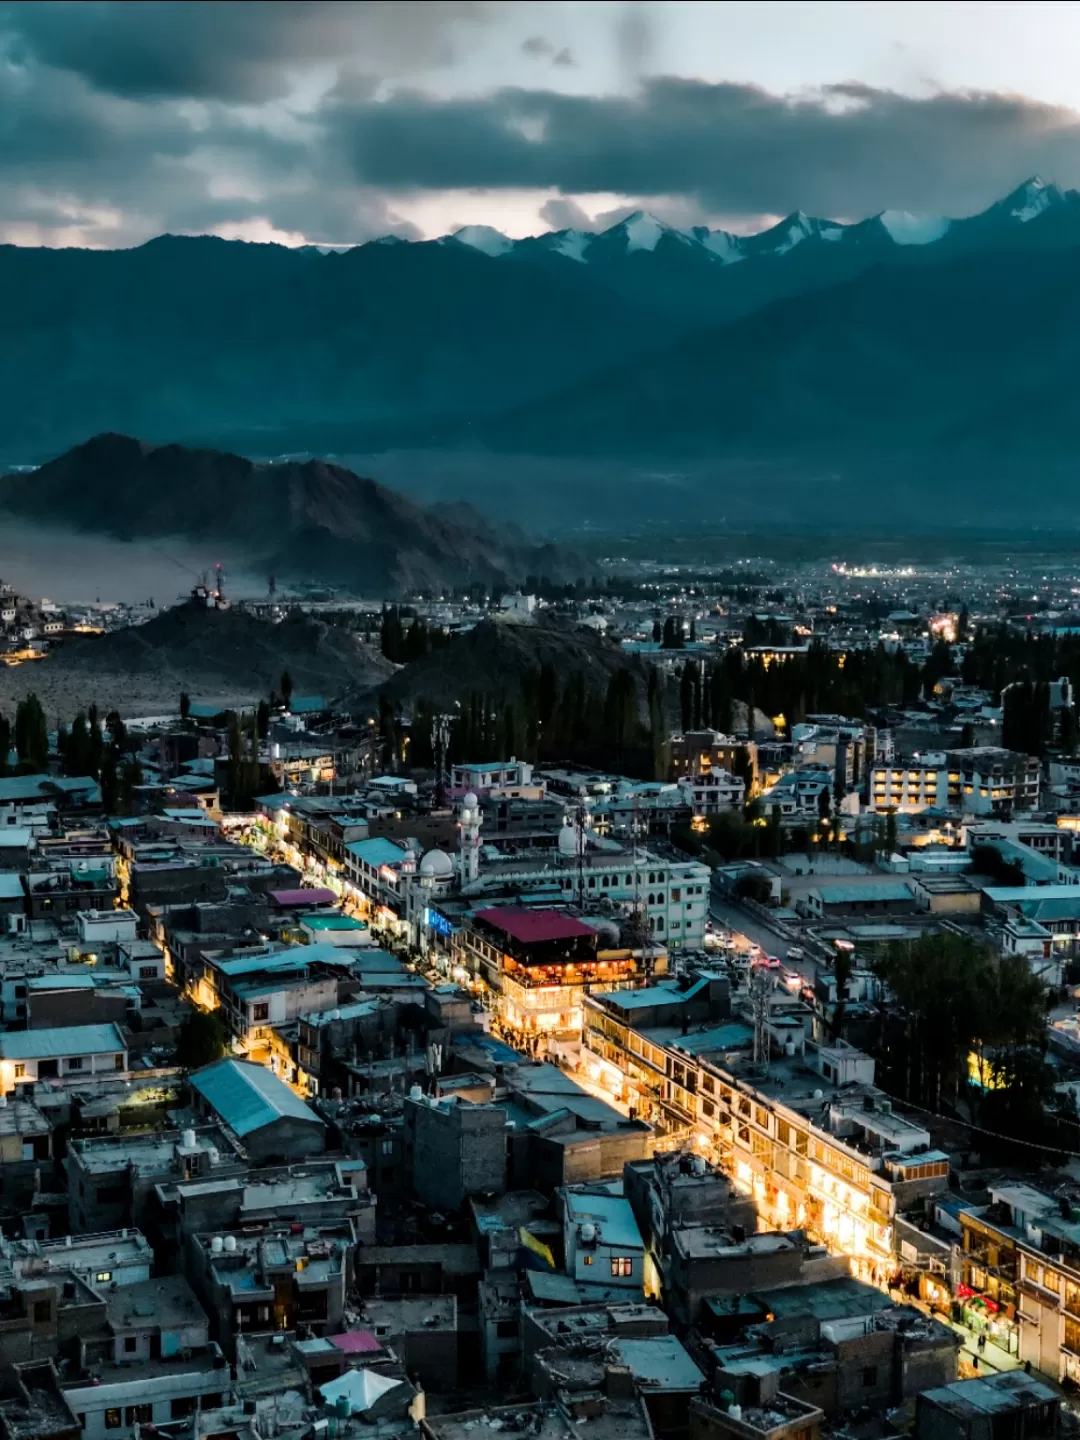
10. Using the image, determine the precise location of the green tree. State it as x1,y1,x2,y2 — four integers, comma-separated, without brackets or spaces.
174,1009,229,1070
257,698,270,739
179,691,191,723
280,670,294,709
14,694,48,771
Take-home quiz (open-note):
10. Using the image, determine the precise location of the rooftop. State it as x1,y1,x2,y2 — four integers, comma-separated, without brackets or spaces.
474,907,597,944
190,1058,323,1137
0,1024,126,1061
105,1274,205,1331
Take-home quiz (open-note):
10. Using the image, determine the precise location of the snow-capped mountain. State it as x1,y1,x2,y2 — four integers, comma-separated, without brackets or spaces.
440,176,1080,266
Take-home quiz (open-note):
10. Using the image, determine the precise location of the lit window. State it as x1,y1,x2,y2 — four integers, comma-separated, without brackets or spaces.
611,1257,633,1278
96,1271,112,1283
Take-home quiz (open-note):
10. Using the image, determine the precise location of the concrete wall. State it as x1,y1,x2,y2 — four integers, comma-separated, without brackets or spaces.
404,1097,507,1211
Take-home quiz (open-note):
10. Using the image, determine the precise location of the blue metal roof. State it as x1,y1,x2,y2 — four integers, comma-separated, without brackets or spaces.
190,1058,323,1137
345,838,410,869
0,1023,125,1060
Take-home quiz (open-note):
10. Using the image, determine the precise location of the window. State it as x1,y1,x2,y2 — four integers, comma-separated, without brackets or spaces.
96,1271,112,1284
140,965,157,979
13,1065,24,1080
33,1301,50,1323
583,1255,593,1266
862,1367,878,1388
611,1257,633,1278
252,1002,270,1022
496,1320,518,1338
105,1411,123,1430
126,1407,152,1426
114,1054,124,1070
381,1138,394,1156
170,1399,196,1420
67,1056,84,1071
124,1336,137,1353
671,888,681,902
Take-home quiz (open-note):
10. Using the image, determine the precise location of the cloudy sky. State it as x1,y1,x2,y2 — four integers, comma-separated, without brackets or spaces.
5,0,1080,247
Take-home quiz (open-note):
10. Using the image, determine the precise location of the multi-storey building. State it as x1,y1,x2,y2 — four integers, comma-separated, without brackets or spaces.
456,907,641,1038
869,754,948,815
582,993,948,1281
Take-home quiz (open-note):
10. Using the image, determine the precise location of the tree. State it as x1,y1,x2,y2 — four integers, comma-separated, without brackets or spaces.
830,946,854,1040
0,712,9,776
14,694,48,771
179,691,191,723
652,619,663,643
280,670,294,709
174,1008,229,1070
256,698,270,739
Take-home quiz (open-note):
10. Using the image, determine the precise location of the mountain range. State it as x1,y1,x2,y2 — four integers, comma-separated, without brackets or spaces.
0,434,575,593
5,176,1080,530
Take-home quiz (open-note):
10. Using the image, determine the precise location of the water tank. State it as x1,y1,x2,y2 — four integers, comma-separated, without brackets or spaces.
330,1009,341,1022
409,1085,423,1102
729,1406,742,1422
206,1148,220,1166
182,1129,197,1149
690,1155,707,1177
813,1089,824,1101
579,1222,597,1243
211,1237,224,1255
223,1235,237,1254
784,1038,796,1057
336,1396,351,1419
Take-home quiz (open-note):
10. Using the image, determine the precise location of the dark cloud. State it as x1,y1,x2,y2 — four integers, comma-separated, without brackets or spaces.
3,1,488,101
538,196,593,230
522,35,574,67
324,76,1080,218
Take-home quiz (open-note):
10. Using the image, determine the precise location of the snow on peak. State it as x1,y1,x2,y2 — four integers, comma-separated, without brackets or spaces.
879,210,951,245
1009,175,1063,223
617,211,671,252
452,224,512,256
691,226,744,263
553,229,590,262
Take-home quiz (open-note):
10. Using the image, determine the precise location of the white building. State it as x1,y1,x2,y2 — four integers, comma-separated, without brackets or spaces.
0,1023,128,1091
562,1187,645,1291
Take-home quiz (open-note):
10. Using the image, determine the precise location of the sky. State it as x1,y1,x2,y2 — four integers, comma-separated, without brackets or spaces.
6,0,1080,248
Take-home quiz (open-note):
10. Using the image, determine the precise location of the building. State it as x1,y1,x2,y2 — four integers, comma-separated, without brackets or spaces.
583,991,949,1281
869,755,948,815
66,1126,245,1234
188,1058,326,1162
690,1394,823,1440
562,1187,646,1292
0,1025,128,1093
458,907,637,1040
915,1373,1059,1440
403,1089,507,1211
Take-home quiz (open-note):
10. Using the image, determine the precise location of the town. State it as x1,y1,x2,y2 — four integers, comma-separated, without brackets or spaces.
0,555,1072,1440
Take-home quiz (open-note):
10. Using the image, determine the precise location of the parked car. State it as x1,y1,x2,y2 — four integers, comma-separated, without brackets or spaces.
786,945,805,961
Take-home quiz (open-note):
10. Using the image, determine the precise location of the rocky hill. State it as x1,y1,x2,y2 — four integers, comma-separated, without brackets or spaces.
0,435,574,595
368,615,646,710
0,601,392,719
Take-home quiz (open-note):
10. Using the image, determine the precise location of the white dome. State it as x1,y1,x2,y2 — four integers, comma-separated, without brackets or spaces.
462,791,479,809
419,848,454,879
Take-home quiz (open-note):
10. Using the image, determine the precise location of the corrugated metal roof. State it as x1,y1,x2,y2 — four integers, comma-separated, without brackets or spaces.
0,874,24,901
0,1023,126,1060
345,838,410,869
190,1058,323,1137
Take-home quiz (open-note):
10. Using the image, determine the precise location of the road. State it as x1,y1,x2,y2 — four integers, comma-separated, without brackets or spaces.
708,894,834,990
